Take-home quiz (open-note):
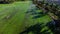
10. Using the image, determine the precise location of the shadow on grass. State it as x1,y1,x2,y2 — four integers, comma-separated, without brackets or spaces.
20,20,60,34
20,23,44,34
32,12,47,19
46,20,60,34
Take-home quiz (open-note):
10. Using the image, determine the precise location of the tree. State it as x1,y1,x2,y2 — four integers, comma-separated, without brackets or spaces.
32,0,60,34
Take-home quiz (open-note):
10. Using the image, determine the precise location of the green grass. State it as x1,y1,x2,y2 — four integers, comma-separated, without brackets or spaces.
0,1,52,34
0,1,31,34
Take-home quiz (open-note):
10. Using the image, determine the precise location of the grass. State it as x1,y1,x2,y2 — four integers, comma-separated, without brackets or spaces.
0,1,31,34
0,1,52,34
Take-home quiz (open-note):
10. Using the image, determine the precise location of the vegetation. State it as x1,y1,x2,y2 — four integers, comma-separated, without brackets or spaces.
0,0,59,34
32,0,60,34
0,0,29,4
0,1,51,34
0,1,31,34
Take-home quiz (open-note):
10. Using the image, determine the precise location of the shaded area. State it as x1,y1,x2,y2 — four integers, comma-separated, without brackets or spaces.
20,20,60,34
32,12,47,19
20,3,52,34
46,20,60,34
0,1,9,4
19,23,52,34
26,4,47,19
20,23,44,34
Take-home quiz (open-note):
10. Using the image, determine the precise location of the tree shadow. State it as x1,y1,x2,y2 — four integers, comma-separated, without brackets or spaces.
19,23,44,34
32,12,47,19
20,21,59,34
46,20,60,34
0,1,9,4
41,30,51,34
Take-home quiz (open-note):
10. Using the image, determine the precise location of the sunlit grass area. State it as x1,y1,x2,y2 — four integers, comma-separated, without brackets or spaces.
0,1,51,34
0,1,31,34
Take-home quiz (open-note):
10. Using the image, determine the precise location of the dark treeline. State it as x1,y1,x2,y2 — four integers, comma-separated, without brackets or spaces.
0,0,29,4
